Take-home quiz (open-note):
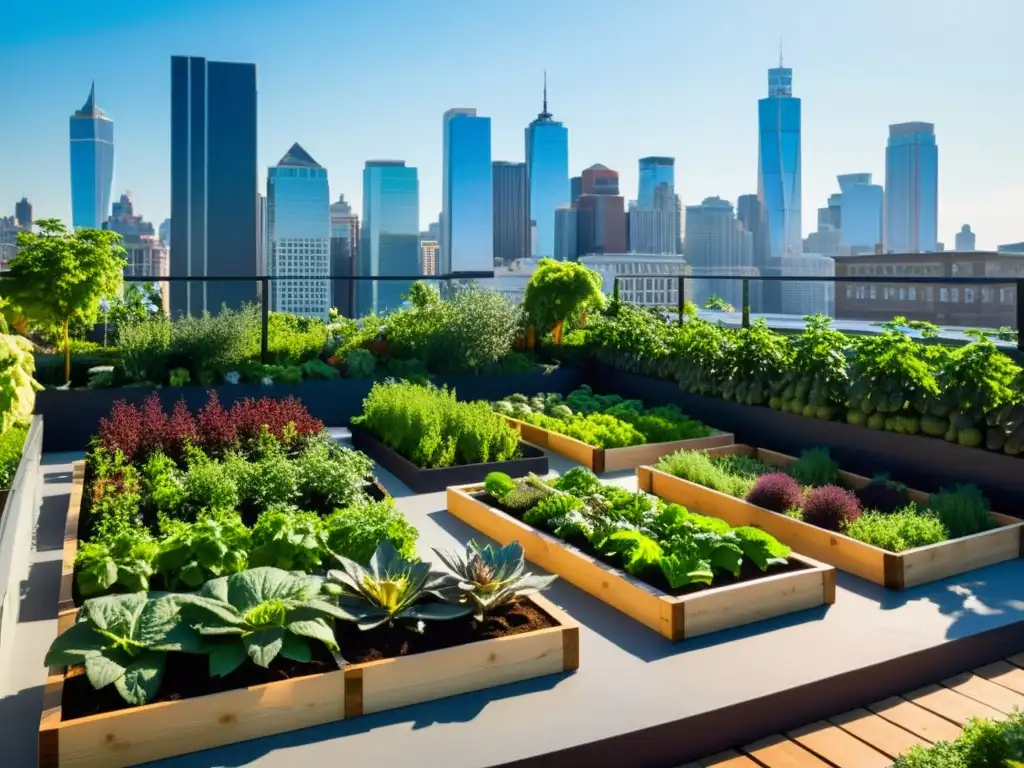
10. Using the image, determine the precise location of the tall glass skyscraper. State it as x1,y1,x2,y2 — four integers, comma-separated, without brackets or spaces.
525,78,569,259
637,157,674,210
441,108,493,273
170,56,258,316
69,82,114,230
266,144,330,320
360,161,419,316
757,63,802,262
884,122,938,254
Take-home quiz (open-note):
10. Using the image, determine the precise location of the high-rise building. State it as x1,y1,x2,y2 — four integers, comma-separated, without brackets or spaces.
570,176,582,207
330,194,359,318
442,108,493,273
884,122,938,254
257,193,267,274
158,218,171,245
420,240,439,276
684,196,754,309
525,75,569,260
757,60,802,313
0,216,28,271
15,198,32,230
781,253,834,317
836,173,883,254
637,157,675,210
104,192,169,312
70,82,115,230
581,164,619,195
955,225,976,252
576,194,626,256
360,160,419,316
554,205,578,261
492,161,529,265
170,56,258,316
266,144,330,320
628,209,675,254
422,220,440,242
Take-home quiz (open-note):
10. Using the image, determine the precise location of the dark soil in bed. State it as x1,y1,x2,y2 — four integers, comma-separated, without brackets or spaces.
472,492,809,596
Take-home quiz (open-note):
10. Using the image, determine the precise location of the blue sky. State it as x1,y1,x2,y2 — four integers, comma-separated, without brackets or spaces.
1,0,1020,248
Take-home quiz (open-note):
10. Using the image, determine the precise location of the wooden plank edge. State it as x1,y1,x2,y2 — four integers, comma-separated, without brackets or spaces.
58,461,86,614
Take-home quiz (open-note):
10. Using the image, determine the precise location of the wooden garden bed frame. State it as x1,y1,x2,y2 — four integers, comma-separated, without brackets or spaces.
504,417,734,473
446,485,835,641
638,445,1024,590
39,596,578,768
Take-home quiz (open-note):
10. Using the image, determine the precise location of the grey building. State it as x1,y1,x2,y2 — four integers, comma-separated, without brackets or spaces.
492,161,529,266
170,56,258,317
954,225,976,252
684,196,754,309
554,205,578,261
330,194,359,318
15,198,31,229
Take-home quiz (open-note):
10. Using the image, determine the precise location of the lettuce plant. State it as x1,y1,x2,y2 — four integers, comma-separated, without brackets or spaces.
249,505,327,572
155,508,250,589
75,521,159,597
44,592,203,706
433,541,556,621
179,567,350,676
326,541,470,630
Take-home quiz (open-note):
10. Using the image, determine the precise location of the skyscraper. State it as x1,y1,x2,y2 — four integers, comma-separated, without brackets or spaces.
330,194,359,318
836,173,883,254
492,161,529,265
442,108,493,273
884,122,938,254
525,75,569,260
266,144,330,319
15,198,32,230
360,160,419,316
69,82,115,230
170,56,258,316
954,225,976,252
637,157,675,210
684,196,754,309
581,164,619,195
554,205,578,261
570,176,582,207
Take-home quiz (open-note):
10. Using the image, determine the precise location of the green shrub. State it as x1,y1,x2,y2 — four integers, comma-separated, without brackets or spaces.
295,438,373,510
170,306,260,385
116,314,172,384
264,312,328,365
353,380,519,468
0,425,27,490
927,484,994,539
843,507,948,552
181,455,241,519
655,450,760,498
34,351,120,388
1,334,42,426
421,288,523,374
323,498,418,564
344,348,376,378
232,450,300,513
893,709,1024,767
790,447,840,487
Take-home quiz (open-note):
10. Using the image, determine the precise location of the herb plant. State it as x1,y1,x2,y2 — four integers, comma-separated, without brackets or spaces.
323,499,419,565
926,485,993,539
249,505,328,572
843,508,948,552
155,509,251,590
790,447,840,487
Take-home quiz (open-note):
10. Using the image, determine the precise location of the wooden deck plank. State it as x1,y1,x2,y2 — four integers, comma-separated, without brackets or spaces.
868,696,964,743
830,708,931,759
788,721,891,768
743,734,832,767
699,750,761,767
942,672,1024,714
1008,652,1024,669
975,660,1024,696
903,684,1006,725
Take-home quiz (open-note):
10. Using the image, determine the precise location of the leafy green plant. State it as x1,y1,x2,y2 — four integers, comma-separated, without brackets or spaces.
771,315,850,419
0,424,27,491
892,710,1024,767
790,447,839,487
927,485,993,539
263,311,329,366
232,448,299,513
354,381,519,468
344,348,376,378
326,541,471,630
181,453,242,519
655,449,761,498
43,592,204,706
550,467,602,496
249,505,327,572
703,294,734,312
169,367,191,388
179,568,350,675
433,540,556,621
720,320,792,407
675,319,731,396
155,509,251,589
522,259,605,341
843,507,948,552
294,438,373,511
140,452,186,519
75,520,159,597
323,498,419,565
1,333,43,430
301,358,339,380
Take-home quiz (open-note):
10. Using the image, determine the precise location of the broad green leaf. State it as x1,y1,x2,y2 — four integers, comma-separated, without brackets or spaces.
43,621,107,667
243,627,286,668
83,592,148,638
155,540,191,571
710,544,744,577
117,563,151,593
208,642,247,678
279,633,312,664
228,568,314,612
196,539,228,569
140,596,205,653
292,600,359,623
84,652,127,690
114,652,165,706
286,617,338,651
179,561,205,588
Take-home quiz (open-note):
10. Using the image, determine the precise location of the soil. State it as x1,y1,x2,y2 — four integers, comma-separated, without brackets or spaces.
473,492,808,597
336,599,558,663
61,640,340,721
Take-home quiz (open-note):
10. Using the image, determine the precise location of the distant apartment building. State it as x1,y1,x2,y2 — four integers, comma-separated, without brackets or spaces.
14,198,32,230
683,196,754,308
580,252,687,308
330,194,359,318
997,242,1024,254
954,225,976,252
104,192,169,312
835,250,1023,328
836,173,883,254
266,144,331,320
0,216,27,271
420,240,439,276
780,252,835,317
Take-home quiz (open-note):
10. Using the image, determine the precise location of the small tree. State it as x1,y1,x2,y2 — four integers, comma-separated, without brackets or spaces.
6,219,126,382
522,258,605,345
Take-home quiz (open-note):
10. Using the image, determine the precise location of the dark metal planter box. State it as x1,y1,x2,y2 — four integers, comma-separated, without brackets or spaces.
34,366,586,453
588,366,1024,515
349,426,548,494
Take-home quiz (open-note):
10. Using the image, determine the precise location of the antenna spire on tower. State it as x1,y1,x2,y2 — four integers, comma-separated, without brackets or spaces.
779,37,784,68
543,69,548,114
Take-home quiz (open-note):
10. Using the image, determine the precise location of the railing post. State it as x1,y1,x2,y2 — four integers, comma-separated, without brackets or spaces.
742,279,750,328
1017,279,1024,353
677,274,685,326
261,276,270,364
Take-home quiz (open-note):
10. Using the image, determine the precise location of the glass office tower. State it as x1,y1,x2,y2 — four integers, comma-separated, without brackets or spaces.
360,161,419,316
884,122,938,253
170,56,258,316
757,65,802,262
266,144,331,320
637,157,674,211
441,108,493,273
836,173,883,253
492,161,529,265
69,82,114,230
525,78,569,259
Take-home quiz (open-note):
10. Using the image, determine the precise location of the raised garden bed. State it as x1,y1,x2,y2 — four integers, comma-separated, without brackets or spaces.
39,592,579,768
351,426,547,494
447,483,835,640
638,446,1024,590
